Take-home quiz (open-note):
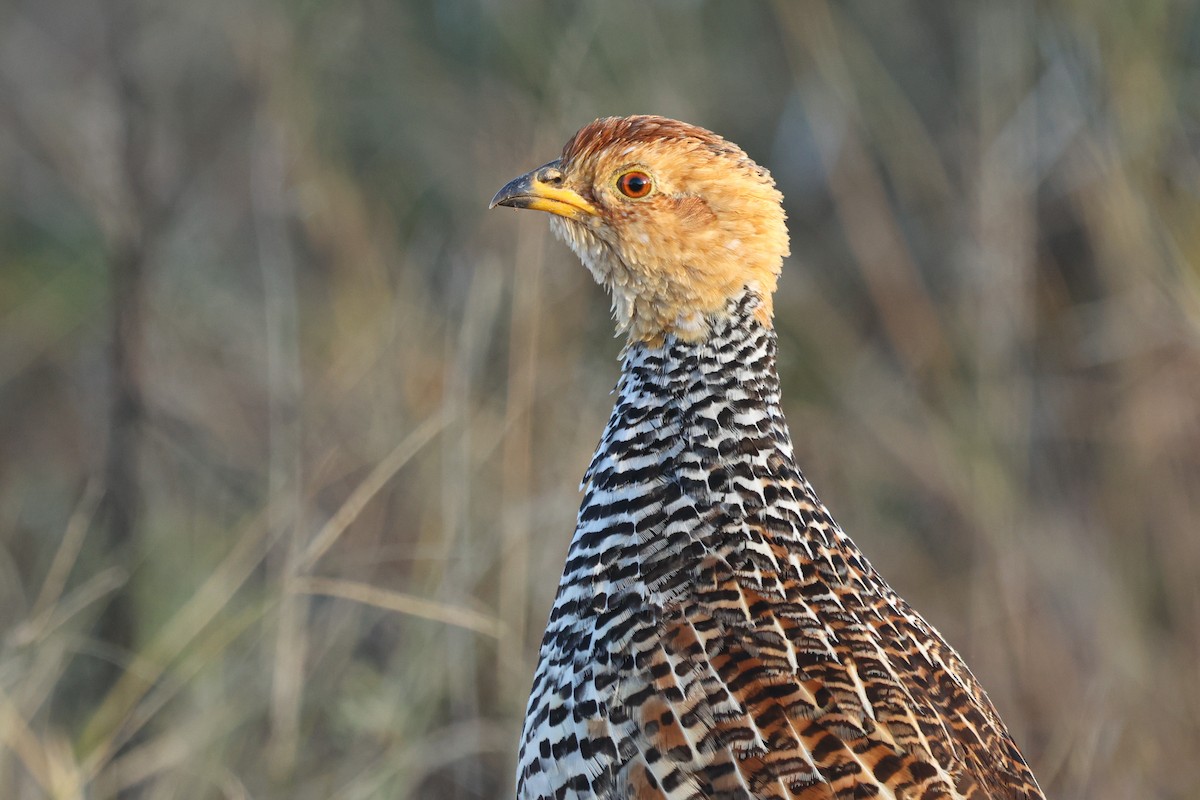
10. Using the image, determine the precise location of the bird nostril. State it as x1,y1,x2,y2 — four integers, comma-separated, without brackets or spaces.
539,167,564,186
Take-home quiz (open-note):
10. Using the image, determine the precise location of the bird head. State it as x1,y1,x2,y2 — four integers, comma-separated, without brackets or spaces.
491,115,790,346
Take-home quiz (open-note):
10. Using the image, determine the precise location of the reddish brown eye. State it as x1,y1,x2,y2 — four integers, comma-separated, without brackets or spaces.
617,171,652,198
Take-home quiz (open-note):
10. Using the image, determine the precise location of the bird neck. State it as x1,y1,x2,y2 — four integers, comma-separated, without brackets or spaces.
573,289,800,593
614,289,785,422
548,217,779,346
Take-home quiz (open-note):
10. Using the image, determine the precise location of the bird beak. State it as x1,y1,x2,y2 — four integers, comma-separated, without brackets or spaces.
490,160,598,220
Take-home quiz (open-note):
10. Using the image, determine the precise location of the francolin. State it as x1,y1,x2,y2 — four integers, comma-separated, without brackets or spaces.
491,115,1044,800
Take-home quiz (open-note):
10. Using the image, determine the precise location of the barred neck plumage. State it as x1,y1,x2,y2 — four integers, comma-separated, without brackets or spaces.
575,288,806,588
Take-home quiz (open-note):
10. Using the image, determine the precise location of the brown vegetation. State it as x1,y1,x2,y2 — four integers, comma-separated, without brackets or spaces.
0,1,1197,798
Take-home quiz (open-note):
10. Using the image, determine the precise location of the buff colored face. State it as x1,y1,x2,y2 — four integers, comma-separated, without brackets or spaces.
491,116,790,345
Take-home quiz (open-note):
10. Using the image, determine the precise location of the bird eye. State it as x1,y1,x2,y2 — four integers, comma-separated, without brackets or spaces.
617,171,653,198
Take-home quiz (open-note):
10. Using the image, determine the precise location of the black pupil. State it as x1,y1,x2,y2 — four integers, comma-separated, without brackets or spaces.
624,174,647,194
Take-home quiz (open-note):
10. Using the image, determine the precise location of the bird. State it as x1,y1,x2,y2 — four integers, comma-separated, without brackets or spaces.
491,115,1045,800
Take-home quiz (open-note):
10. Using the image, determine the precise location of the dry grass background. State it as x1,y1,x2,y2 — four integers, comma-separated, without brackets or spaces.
0,1,1198,798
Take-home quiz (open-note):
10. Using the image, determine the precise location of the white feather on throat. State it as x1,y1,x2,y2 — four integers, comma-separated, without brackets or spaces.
549,216,713,343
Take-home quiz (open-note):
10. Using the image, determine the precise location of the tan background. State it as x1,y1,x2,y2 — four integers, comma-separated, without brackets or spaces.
0,1,1197,798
